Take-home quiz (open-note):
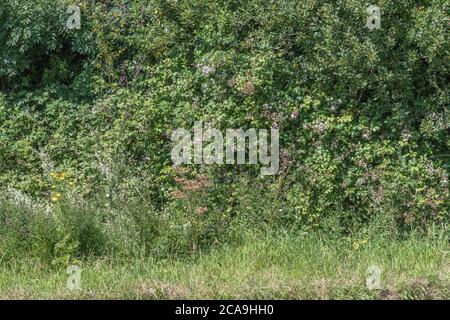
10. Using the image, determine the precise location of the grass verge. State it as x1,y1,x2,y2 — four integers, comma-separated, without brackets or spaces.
0,232,448,299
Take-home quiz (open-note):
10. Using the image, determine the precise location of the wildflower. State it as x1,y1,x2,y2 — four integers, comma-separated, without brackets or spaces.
51,192,62,202
241,81,255,96
171,190,185,200
50,171,67,181
279,148,293,175
291,110,299,119
313,121,326,134
201,65,214,76
195,207,208,215
197,63,215,76
352,238,368,250
228,77,237,87
401,131,412,142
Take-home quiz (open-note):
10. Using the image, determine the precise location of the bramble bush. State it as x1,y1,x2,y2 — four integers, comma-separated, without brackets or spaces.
0,0,448,262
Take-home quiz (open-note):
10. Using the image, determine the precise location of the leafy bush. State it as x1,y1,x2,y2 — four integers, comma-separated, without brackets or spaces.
0,0,448,262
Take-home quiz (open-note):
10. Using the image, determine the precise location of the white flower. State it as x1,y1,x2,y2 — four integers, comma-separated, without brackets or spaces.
197,63,215,76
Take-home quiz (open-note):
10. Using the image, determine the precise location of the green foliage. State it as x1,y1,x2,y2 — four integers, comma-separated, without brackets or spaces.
0,0,95,90
0,0,448,262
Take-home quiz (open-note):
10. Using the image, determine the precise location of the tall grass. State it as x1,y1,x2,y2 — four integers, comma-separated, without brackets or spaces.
0,187,448,299
0,231,448,299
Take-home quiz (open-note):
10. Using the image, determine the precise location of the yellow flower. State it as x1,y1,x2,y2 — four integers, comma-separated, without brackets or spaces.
50,172,67,181
352,238,368,250
51,192,62,202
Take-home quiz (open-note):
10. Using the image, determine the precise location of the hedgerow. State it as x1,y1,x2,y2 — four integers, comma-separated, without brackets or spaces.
0,0,448,261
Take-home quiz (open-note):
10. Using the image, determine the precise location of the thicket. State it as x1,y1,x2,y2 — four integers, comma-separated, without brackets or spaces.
0,0,448,264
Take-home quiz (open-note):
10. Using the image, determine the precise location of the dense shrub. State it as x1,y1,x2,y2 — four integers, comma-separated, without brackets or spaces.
0,0,448,261
0,0,95,90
